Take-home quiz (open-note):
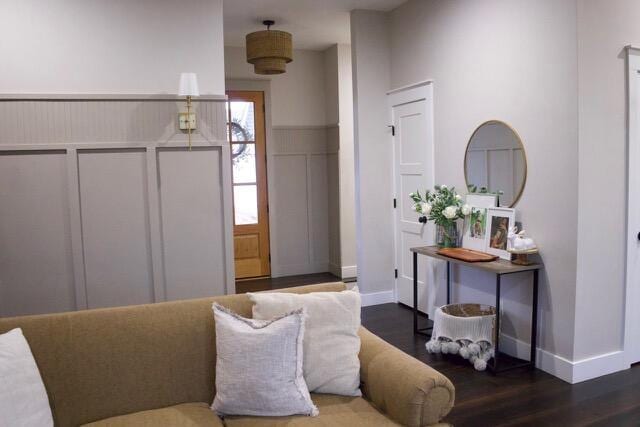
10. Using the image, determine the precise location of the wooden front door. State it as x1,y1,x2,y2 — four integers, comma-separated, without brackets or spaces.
227,91,271,279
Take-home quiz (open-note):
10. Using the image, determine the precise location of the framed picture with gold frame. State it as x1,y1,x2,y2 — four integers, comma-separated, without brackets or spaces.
485,207,515,260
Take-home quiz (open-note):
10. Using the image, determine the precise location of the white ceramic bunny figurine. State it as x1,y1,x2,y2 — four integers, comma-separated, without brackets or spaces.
512,229,537,250
507,226,519,250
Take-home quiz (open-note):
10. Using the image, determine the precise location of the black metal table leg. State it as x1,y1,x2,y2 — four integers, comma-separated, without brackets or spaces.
446,261,451,305
492,274,502,372
413,251,418,334
530,269,539,368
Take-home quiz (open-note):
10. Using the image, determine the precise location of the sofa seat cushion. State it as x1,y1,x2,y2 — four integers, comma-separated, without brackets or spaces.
81,402,223,427
224,394,399,426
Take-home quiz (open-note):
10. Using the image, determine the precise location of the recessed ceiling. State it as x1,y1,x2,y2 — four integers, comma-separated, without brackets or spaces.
223,0,407,51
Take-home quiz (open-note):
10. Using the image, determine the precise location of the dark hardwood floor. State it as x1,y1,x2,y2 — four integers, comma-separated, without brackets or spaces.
235,272,340,294
362,303,640,427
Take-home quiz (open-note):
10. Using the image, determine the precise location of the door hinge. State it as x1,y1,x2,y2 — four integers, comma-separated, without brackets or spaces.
395,269,398,278
393,198,397,208
268,253,271,262
266,204,270,213
388,125,395,136
263,103,265,113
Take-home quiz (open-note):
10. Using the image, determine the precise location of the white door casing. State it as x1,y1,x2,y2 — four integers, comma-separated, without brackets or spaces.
625,47,640,365
388,82,435,311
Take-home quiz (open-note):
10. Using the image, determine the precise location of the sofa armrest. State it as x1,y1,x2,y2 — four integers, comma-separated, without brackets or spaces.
358,327,455,426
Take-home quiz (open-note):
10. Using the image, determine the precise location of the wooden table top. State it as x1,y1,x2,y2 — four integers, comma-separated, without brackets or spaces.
410,245,542,274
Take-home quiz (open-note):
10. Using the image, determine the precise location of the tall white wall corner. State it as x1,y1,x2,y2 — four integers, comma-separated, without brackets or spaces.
350,9,394,297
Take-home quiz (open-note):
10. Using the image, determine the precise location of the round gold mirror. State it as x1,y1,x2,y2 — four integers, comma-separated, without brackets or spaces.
464,120,527,207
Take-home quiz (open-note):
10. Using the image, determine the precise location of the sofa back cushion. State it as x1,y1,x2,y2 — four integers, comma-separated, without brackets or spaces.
0,282,346,427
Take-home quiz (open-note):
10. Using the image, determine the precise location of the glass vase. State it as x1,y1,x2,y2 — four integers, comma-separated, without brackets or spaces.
436,222,459,248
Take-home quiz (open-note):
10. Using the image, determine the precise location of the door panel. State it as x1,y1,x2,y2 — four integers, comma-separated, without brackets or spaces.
390,84,435,312
227,91,271,279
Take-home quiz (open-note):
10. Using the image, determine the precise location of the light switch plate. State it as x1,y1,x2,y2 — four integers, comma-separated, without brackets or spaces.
179,112,197,130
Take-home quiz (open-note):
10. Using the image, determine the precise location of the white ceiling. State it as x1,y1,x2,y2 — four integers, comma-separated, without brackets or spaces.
223,0,407,51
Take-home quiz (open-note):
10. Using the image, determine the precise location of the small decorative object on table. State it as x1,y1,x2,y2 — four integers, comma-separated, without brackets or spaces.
484,207,516,260
410,185,471,248
425,303,496,371
507,226,539,265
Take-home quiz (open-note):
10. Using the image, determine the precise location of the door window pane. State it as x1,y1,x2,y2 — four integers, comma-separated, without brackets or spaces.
233,185,258,225
232,144,256,184
230,102,255,141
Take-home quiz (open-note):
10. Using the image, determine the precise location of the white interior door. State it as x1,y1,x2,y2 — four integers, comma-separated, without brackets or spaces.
389,83,435,310
626,48,640,364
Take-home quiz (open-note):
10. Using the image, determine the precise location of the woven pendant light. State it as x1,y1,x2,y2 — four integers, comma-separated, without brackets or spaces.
246,20,293,75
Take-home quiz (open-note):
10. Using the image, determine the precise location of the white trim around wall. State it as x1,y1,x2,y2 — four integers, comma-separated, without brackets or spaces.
624,46,640,367
360,290,396,307
499,334,628,384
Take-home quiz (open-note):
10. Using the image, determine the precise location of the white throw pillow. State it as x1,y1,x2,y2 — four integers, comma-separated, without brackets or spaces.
248,287,362,396
211,304,318,417
0,328,54,427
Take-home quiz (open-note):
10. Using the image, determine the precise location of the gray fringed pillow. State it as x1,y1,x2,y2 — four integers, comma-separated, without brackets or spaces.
211,303,318,417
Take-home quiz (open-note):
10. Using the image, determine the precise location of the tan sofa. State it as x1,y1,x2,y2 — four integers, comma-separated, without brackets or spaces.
0,283,454,426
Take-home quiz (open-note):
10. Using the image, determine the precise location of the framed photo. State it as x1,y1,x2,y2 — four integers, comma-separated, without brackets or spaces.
485,207,515,260
462,194,497,251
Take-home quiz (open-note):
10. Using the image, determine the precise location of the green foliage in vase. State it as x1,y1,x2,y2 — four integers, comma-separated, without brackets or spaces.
467,184,504,197
409,185,469,227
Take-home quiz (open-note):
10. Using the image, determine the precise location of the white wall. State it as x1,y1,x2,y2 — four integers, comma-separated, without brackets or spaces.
574,0,640,362
0,0,225,95
225,47,327,127
351,10,394,294
337,44,358,277
383,0,581,367
324,44,357,279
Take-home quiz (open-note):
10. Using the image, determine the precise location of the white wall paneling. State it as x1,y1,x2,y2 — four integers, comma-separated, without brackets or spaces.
157,147,232,300
78,148,155,309
0,97,232,317
0,150,76,316
270,127,331,277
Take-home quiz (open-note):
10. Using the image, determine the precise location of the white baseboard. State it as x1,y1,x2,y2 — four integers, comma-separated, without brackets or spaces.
571,350,629,383
341,265,357,280
499,334,629,383
360,290,395,307
271,262,329,278
328,263,357,280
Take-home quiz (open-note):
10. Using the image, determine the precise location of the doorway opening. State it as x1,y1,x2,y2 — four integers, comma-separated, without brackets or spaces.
226,90,271,280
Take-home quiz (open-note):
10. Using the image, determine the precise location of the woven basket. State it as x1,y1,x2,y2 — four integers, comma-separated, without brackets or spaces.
436,303,497,344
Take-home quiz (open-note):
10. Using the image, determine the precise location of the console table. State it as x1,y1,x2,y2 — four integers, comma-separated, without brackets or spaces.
410,245,542,373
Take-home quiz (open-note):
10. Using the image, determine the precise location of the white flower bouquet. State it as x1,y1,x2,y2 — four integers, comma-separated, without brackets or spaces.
409,185,471,247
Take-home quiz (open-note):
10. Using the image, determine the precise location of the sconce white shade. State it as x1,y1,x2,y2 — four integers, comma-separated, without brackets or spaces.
178,72,200,97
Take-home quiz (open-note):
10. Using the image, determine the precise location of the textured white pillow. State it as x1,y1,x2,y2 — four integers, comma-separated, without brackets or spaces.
211,304,318,417
248,287,362,396
0,328,54,427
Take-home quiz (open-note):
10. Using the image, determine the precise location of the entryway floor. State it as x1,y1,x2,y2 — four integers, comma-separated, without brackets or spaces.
362,303,640,426
235,272,340,294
